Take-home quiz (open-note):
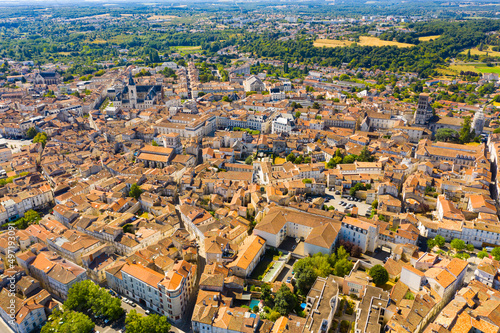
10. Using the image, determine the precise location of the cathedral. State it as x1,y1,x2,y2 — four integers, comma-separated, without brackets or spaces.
112,72,162,110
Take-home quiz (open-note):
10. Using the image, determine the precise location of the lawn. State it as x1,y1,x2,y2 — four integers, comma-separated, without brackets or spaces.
172,45,202,54
314,36,415,48
418,35,441,42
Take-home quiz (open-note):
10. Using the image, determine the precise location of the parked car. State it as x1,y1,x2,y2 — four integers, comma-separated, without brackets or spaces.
131,303,136,307
145,310,151,315
286,276,292,283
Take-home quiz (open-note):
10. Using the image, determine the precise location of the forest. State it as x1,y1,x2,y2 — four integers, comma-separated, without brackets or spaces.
0,8,499,79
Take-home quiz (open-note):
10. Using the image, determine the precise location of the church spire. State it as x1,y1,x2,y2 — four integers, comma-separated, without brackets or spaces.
128,71,135,86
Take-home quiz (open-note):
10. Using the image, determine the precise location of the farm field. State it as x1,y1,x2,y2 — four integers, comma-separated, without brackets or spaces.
147,15,178,20
418,35,441,41
314,36,415,48
460,46,500,57
172,45,202,54
446,63,500,74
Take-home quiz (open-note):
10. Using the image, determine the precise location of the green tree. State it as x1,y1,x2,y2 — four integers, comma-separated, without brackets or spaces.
151,140,159,146
268,311,281,321
41,309,94,333
125,310,171,333
245,155,253,165
129,183,143,200
26,127,38,139
369,265,389,286
371,200,378,209
65,280,124,321
286,153,296,163
222,96,231,102
274,284,297,315
477,249,489,259
434,235,446,248
358,146,371,162
343,155,356,164
427,239,436,250
436,128,459,142
33,132,48,148
260,283,273,306
327,156,342,169
450,239,466,251
24,209,40,223
466,244,474,252
312,102,320,109
294,111,301,118
492,247,500,261
459,116,474,144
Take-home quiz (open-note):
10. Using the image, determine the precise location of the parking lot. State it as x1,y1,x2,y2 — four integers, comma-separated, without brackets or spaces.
0,138,33,153
323,189,373,216
275,257,296,284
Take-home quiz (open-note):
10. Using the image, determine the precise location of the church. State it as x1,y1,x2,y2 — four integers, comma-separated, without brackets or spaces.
112,72,163,110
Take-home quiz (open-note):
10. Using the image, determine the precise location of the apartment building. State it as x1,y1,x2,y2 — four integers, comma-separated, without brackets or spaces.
0,289,47,333
106,259,196,323
29,252,87,299
340,216,379,253
253,207,341,256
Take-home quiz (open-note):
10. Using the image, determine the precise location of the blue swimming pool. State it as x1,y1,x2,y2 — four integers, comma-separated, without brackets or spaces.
249,299,260,308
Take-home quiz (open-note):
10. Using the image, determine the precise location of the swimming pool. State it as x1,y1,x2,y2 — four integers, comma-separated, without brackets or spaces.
249,299,260,308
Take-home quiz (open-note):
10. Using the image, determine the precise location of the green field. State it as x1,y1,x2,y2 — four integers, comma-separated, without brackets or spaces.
172,45,202,54
445,63,500,74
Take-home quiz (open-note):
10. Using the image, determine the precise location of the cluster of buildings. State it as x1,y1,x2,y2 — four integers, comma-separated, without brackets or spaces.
0,40,500,333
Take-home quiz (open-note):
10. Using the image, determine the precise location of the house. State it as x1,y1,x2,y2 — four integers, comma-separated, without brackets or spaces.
355,286,390,333
227,235,266,278
340,216,379,253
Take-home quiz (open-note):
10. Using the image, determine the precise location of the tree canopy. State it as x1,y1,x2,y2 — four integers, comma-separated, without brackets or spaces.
125,310,171,333
293,246,353,294
274,284,298,315
41,309,94,333
33,132,48,148
65,280,124,321
369,265,389,286
129,183,143,200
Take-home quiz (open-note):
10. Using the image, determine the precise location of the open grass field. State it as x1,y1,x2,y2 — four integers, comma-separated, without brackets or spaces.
314,36,415,48
88,39,107,44
418,35,441,42
147,15,178,20
446,63,500,74
461,46,500,57
172,45,202,54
